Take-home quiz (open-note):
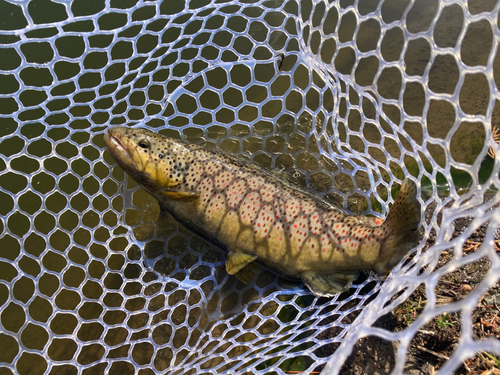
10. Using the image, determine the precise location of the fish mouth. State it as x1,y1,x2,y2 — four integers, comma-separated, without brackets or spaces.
103,127,139,170
103,129,126,153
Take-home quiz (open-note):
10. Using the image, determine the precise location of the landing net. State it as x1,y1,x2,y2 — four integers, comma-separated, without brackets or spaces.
0,0,499,374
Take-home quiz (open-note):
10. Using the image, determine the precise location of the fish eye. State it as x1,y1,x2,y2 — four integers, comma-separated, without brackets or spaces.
138,139,150,149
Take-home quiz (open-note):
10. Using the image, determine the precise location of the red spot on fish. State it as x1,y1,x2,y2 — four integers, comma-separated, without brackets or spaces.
279,236,282,241
293,224,297,228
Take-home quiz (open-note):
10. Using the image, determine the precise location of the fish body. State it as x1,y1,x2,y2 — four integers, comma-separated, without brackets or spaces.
104,127,421,296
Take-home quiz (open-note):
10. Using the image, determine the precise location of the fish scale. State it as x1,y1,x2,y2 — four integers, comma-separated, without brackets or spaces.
254,205,275,238
226,180,246,209
104,127,421,297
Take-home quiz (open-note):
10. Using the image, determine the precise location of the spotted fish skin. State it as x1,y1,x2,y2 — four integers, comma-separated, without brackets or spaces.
104,127,421,296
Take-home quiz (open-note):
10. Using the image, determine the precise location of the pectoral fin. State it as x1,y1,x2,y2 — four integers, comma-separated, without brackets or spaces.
234,262,262,284
226,251,257,275
161,190,199,201
301,271,359,297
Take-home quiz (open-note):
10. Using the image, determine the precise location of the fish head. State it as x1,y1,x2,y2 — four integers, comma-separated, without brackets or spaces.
103,126,192,192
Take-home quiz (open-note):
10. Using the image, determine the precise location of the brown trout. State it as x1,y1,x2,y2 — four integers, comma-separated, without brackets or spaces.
104,127,421,296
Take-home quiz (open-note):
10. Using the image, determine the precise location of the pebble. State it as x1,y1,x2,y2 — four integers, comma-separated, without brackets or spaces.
462,284,472,292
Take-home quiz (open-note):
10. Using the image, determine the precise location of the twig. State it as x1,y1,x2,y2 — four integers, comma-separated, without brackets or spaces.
416,345,472,373
463,239,500,253
418,329,436,335
489,126,500,158
417,345,450,360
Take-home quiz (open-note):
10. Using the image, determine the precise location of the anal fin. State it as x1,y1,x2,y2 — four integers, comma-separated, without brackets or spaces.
331,270,359,282
301,271,359,297
226,251,257,275
161,190,199,201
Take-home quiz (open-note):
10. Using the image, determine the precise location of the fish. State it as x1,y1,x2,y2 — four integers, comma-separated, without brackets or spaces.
103,126,421,297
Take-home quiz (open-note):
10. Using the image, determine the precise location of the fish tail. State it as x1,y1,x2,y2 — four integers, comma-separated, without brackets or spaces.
373,178,421,274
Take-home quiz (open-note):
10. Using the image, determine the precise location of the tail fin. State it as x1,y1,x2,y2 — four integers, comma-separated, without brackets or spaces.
373,178,421,274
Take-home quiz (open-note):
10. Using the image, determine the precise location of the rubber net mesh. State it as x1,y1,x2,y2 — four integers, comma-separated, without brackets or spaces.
0,0,499,374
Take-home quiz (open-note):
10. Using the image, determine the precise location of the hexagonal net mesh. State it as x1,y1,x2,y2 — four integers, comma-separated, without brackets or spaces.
0,0,499,374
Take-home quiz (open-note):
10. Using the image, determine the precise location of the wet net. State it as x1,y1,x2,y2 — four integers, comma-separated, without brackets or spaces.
0,0,499,374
